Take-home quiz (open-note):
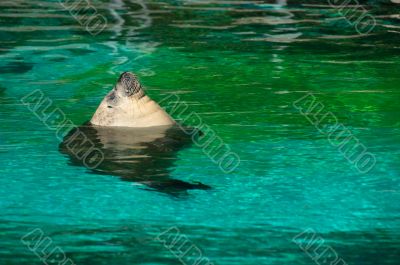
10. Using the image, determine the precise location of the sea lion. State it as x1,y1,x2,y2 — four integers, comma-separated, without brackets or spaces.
59,72,210,195
90,72,175,128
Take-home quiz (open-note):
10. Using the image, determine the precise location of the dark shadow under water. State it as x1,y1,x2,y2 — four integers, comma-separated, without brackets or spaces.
59,123,210,196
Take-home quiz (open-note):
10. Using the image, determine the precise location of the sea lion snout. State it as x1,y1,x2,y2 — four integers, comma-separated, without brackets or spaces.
117,72,142,97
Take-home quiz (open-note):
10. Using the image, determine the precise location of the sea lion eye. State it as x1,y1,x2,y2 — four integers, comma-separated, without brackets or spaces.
107,91,118,106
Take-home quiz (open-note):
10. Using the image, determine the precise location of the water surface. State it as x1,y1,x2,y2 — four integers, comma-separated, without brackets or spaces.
0,1,399,264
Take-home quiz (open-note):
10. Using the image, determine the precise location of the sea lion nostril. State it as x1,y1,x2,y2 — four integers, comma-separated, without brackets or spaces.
119,72,134,83
123,73,132,81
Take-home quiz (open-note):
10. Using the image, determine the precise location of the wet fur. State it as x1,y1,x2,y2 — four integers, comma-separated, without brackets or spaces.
91,73,175,128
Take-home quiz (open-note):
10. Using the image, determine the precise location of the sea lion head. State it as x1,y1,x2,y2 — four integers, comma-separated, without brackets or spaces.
90,72,175,127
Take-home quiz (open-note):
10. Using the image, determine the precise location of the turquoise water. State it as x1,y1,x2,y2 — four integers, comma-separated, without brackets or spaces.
1,0,400,264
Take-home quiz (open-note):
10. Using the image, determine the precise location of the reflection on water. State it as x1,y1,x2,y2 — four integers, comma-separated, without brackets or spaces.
59,123,210,195
0,1,400,265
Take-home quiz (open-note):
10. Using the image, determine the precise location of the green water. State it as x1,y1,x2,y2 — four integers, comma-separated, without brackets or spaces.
1,0,400,264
